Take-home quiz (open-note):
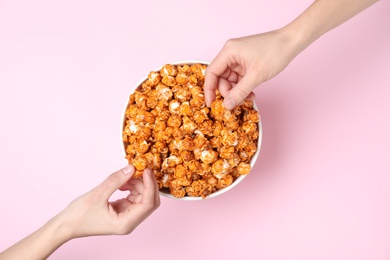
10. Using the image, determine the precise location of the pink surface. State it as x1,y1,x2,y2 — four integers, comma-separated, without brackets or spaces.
0,1,389,259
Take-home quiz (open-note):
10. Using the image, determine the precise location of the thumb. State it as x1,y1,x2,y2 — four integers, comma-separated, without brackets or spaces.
223,72,261,110
96,165,135,201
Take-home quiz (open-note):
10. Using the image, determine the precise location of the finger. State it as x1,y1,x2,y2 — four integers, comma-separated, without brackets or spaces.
111,198,133,213
204,48,231,107
119,178,144,194
117,169,159,226
140,168,158,205
217,78,234,98
217,70,240,98
94,165,135,201
126,193,142,204
150,169,161,205
246,92,256,101
207,46,232,77
223,72,261,110
225,70,239,83
222,91,255,107
204,69,218,107
129,178,145,194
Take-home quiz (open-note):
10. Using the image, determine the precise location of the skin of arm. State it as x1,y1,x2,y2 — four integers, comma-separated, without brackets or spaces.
204,0,380,110
285,0,380,55
0,165,160,260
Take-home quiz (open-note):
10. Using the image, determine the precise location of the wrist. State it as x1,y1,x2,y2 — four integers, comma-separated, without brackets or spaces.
280,1,330,57
279,20,317,59
0,212,75,259
269,25,308,66
46,212,75,245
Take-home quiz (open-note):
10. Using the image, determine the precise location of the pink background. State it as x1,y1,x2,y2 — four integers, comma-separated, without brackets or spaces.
1,0,389,259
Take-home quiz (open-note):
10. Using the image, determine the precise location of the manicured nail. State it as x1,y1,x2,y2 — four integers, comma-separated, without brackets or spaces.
205,95,211,107
122,165,132,175
223,98,235,110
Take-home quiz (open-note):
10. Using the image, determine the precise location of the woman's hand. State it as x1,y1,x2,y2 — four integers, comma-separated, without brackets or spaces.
204,0,379,110
0,165,160,260
61,165,160,238
204,29,298,110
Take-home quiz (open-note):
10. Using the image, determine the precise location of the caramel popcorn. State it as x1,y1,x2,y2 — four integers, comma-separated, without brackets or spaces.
123,63,259,198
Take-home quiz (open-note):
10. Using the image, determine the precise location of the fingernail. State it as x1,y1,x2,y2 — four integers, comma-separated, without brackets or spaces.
205,95,210,107
223,98,235,110
122,165,132,175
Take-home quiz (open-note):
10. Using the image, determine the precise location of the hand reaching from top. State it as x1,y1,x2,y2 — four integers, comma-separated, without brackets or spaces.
204,29,298,110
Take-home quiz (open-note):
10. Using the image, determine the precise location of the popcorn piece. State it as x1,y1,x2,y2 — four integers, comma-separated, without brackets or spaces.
179,102,193,117
186,179,213,198
245,141,258,157
125,105,139,118
237,162,251,175
238,150,250,163
162,75,176,86
174,86,191,102
154,119,166,132
220,130,239,147
162,155,182,169
136,109,155,124
210,99,224,120
199,149,218,164
154,140,168,154
172,127,185,140
198,119,213,136
180,150,194,162
223,110,239,131
161,64,178,76
148,71,161,86
182,116,197,134
240,100,254,109
219,146,235,159
212,120,223,136
177,64,191,73
167,114,182,128
146,90,158,109
132,155,149,171
243,109,260,123
211,159,230,179
169,186,186,198
193,107,209,124
188,85,203,97
144,152,162,170
209,137,222,149
190,64,206,79
193,129,207,144
135,140,149,155
228,153,241,168
237,134,250,150
188,74,198,85
134,93,148,109
242,121,258,135
169,100,181,114
217,174,233,189
186,160,201,172
181,136,195,151
156,83,173,102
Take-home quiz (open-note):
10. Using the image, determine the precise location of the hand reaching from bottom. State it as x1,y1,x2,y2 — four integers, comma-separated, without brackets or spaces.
62,165,160,238
0,165,160,260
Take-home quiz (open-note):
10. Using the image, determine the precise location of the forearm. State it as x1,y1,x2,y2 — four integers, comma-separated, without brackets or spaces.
0,214,72,260
283,0,379,55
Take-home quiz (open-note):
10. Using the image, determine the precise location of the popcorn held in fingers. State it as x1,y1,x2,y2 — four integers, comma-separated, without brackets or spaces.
123,63,259,199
